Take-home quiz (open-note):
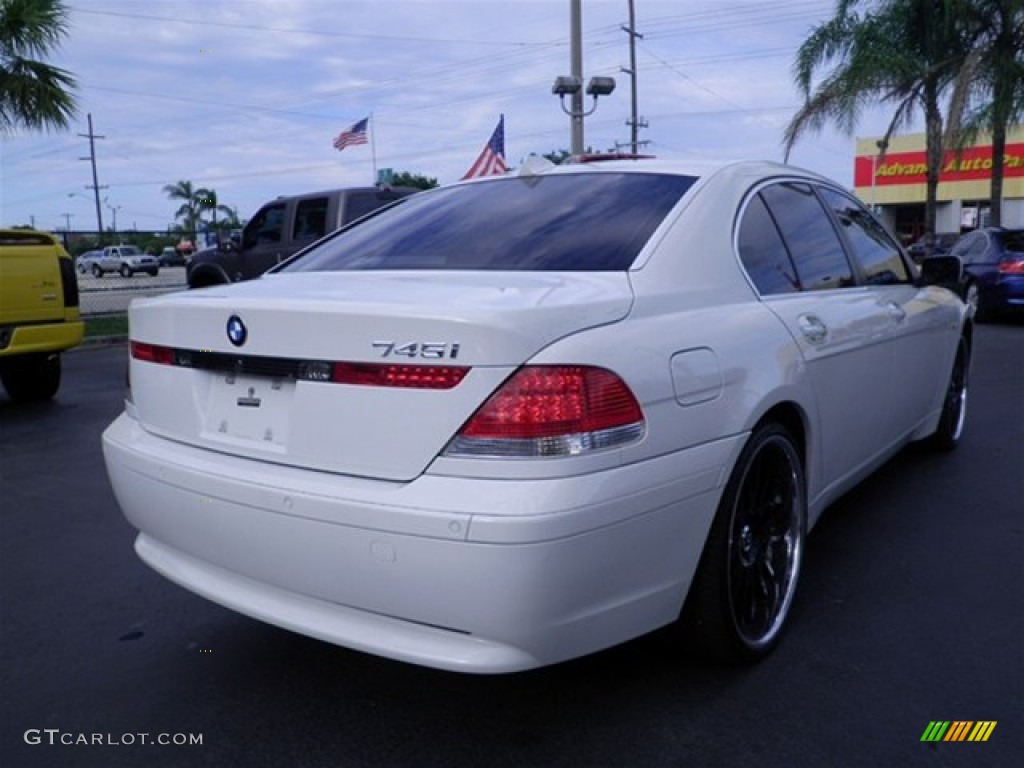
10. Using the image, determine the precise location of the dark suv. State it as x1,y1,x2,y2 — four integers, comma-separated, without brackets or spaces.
187,186,419,288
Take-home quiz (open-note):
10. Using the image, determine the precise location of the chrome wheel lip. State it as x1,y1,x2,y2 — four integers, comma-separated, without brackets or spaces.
965,283,980,317
725,436,804,650
945,344,968,441
947,384,967,442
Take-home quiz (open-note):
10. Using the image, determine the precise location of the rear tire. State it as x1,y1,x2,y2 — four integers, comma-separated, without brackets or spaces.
1,353,61,401
92,264,103,278
681,423,806,662
929,336,969,451
119,264,133,278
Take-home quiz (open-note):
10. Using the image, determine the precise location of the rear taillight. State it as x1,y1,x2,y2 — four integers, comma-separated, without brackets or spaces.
58,257,79,308
130,341,175,365
332,362,467,389
998,258,1024,275
445,365,645,458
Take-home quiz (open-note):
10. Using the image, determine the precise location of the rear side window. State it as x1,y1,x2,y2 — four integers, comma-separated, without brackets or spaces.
737,193,800,295
818,187,909,285
760,182,854,291
999,230,1024,254
949,232,982,261
342,192,386,224
284,173,696,272
293,197,328,242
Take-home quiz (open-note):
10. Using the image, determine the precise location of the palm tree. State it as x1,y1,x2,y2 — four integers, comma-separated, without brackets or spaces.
0,0,77,133
947,0,1024,226
193,187,235,230
783,0,970,246
163,180,201,234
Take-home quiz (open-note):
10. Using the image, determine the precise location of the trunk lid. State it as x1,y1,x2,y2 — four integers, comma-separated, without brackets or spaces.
129,272,633,480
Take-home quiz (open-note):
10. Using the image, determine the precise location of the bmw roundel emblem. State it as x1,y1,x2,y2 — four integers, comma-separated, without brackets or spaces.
226,315,247,347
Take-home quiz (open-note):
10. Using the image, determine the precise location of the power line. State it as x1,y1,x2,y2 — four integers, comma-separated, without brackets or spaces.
72,7,558,48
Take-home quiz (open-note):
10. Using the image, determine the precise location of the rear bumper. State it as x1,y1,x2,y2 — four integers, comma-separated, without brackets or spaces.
0,319,83,357
988,275,1024,310
102,411,741,673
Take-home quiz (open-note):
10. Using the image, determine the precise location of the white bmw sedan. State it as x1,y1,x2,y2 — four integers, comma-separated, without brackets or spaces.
102,160,971,673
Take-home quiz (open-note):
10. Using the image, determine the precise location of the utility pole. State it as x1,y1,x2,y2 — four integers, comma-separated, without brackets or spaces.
78,113,107,237
621,0,646,153
61,212,73,231
570,0,584,154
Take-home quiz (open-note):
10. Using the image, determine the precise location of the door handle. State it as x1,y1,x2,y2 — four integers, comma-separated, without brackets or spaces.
886,302,907,322
797,314,828,343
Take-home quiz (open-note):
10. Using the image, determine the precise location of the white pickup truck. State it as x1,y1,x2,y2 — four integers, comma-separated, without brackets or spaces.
92,245,159,278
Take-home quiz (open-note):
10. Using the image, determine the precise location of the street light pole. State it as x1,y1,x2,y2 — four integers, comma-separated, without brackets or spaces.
105,197,121,235
570,0,583,154
553,1,615,157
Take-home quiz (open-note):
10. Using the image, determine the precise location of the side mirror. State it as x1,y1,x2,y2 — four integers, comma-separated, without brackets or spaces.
919,255,963,292
216,231,242,253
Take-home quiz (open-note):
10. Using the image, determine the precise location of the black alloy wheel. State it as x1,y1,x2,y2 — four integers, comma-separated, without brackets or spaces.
682,423,806,662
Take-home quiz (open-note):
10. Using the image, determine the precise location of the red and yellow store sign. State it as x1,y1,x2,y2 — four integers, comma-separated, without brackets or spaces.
853,128,1024,203
855,144,1024,186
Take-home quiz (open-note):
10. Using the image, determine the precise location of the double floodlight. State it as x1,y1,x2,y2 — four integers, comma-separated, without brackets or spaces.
552,75,616,117
551,75,616,99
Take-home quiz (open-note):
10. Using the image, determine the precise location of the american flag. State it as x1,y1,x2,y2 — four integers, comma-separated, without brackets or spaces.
333,118,369,151
462,115,507,179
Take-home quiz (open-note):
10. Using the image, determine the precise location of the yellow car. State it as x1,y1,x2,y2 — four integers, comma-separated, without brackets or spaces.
0,230,84,401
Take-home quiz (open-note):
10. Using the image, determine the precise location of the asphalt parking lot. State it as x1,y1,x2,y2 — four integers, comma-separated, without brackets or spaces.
1,322,1021,768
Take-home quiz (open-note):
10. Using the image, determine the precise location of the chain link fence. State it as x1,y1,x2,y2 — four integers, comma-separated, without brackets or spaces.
59,231,201,316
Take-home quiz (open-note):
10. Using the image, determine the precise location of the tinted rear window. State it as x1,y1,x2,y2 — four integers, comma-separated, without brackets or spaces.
0,232,56,247
283,173,695,272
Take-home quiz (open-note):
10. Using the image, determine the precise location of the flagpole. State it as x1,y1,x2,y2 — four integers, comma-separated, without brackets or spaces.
370,112,378,184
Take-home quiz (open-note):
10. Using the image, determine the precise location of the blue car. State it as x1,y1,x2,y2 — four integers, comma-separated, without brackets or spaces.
948,227,1024,321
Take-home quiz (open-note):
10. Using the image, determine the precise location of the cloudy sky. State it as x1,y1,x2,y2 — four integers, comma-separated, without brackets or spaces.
2,0,908,233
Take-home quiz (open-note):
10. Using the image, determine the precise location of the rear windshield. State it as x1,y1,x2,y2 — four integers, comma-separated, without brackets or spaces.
0,232,55,247
282,172,696,272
